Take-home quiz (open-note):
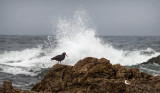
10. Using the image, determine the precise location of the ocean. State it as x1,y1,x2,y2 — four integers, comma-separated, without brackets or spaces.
0,10,160,89
0,35,160,89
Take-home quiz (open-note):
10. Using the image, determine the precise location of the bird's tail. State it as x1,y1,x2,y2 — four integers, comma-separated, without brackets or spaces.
51,58,55,61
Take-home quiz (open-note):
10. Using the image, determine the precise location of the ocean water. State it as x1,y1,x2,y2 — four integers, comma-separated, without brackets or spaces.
0,10,160,89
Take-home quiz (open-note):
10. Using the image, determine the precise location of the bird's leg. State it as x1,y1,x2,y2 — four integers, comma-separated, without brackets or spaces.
58,61,59,64
60,61,61,64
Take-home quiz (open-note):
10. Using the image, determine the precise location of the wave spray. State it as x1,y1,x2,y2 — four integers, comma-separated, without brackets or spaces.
0,9,159,76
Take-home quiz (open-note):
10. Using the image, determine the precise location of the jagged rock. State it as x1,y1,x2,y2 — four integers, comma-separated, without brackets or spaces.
31,57,159,93
1,57,160,93
142,55,160,65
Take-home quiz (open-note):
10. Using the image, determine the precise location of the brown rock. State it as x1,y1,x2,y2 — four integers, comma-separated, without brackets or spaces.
3,81,13,90
1,57,160,93
31,57,160,93
3,81,13,93
0,81,42,93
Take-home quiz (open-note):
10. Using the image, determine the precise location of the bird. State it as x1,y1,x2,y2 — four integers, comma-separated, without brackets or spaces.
51,52,68,64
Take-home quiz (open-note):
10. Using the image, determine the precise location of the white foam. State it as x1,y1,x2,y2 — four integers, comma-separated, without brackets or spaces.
0,48,56,76
0,9,159,76
50,9,160,66
0,64,41,76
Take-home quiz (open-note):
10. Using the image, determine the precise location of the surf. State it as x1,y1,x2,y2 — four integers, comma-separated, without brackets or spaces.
0,9,159,76
49,9,160,66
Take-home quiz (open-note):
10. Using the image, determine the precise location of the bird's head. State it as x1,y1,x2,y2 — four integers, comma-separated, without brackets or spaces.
62,52,68,57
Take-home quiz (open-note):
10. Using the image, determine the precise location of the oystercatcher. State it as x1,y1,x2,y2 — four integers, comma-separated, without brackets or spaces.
51,52,68,64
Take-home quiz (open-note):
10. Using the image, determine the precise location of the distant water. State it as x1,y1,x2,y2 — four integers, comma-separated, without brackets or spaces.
0,10,160,89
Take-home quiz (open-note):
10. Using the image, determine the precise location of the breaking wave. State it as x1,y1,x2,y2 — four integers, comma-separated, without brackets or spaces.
0,9,159,76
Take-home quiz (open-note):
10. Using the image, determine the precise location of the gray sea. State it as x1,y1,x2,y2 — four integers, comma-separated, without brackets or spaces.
0,35,160,89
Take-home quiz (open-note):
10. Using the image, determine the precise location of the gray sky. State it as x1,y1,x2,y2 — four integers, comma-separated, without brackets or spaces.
0,0,160,36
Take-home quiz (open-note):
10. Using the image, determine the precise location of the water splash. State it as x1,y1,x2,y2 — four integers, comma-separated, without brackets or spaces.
50,9,160,66
0,9,159,76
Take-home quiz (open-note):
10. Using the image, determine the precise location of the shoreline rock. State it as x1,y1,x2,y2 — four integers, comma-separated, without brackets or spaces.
142,55,160,65
1,57,160,93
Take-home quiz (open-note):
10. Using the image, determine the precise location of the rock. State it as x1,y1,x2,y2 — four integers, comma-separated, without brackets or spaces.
3,80,13,90
31,57,159,93
142,55,160,65
1,57,160,93
0,81,41,93
3,81,13,93
0,80,21,93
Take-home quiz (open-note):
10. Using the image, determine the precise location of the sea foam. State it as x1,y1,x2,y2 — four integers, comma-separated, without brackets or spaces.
50,9,160,66
0,9,159,76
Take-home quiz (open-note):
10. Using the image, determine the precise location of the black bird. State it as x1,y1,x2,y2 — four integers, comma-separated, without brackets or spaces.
51,52,68,64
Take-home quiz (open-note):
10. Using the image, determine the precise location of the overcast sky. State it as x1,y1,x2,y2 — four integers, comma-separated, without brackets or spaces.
0,0,160,36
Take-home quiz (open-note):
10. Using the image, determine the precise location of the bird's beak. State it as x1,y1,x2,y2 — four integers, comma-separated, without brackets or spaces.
66,54,68,57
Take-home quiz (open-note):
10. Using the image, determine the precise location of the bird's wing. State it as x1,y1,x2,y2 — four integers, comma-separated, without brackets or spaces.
53,55,61,59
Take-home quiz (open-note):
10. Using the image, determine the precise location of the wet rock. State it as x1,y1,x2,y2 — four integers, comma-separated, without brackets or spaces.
142,55,160,65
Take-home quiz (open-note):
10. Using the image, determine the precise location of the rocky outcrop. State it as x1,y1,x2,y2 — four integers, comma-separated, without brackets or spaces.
0,81,42,93
0,81,21,93
142,55,160,65
31,57,160,93
1,57,160,93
